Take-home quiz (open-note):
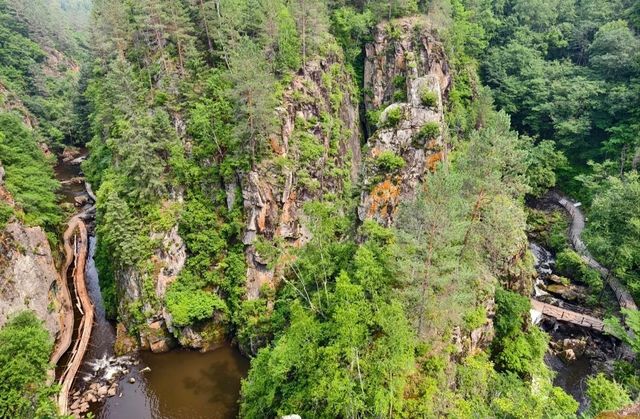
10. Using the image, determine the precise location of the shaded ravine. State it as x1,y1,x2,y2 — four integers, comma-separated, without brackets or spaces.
530,241,618,412
52,151,96,414
53,152,250,418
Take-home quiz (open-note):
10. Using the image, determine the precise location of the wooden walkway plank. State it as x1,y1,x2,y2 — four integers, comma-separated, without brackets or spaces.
530,299,606,332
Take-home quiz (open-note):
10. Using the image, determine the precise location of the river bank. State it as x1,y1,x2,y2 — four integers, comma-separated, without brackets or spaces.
53,149,250,418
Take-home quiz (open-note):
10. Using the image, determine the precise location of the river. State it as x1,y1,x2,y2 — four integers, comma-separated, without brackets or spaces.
55,150,249,418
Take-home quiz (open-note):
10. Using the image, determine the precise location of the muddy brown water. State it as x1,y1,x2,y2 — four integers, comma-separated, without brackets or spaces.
55,152,250,418
97,347,249,419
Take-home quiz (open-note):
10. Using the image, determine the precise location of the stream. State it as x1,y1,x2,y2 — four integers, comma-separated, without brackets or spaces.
530,241,618,412
55,151,249,418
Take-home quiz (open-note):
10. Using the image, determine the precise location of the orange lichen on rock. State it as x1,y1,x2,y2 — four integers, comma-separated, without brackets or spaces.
367,179,400,219
270,135,284,155
427,151,445,172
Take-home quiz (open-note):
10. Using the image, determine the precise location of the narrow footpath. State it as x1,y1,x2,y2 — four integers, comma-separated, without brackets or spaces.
551,191,638,312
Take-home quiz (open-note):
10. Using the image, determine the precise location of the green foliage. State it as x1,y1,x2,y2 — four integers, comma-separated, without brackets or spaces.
585,373,632,417
382,106,403,128
0,113,60,230
375,150,405,173
492,288,548,377
583,174,640,301
556,249,603,293
165,284,227,327
240,220,415,418
330,7,373,66
0,311,58,419
525,139,567,197
366,0,418,21
420,87,438,108
416,121,440,144
463,306,487,332
605,309,640,356
0,201,13,229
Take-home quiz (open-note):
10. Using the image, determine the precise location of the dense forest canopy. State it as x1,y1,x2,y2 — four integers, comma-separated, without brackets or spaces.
0,0,638,417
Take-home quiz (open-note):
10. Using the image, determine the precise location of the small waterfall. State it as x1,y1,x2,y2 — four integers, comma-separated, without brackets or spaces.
530,242,553,297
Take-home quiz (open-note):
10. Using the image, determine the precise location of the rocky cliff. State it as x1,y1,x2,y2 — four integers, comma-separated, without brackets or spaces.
242,53,361,302
359,17,451,226
0,166,61,338
116,221,186,353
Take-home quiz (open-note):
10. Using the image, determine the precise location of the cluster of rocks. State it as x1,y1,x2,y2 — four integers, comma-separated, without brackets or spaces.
69,381,119,416
62,147,86,165
68,354,138,417
539,274,589,303
550,337,587,362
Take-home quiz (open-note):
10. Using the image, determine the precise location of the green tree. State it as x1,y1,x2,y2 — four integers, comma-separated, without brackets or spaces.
0,311,58,419
585,373,632,417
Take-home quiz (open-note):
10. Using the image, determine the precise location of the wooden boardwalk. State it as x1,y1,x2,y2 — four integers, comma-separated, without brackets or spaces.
56,217,94,415
530,299,605,332
552,192,638,312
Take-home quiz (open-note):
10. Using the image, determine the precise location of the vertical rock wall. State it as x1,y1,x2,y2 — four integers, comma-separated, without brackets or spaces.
359,17,451,226
242,54,362,301
0,165,61,339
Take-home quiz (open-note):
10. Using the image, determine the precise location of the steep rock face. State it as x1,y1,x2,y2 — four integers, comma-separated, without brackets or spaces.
242,54,361,301
357,18,497,355
117,220,186,352
0,171,60,337
0,222,60,337
359,17,451,226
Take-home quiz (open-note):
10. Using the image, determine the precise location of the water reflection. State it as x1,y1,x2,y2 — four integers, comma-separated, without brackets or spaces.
99,347,249,419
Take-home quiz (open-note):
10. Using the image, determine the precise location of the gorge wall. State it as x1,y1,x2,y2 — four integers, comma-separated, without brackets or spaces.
359,17,451,226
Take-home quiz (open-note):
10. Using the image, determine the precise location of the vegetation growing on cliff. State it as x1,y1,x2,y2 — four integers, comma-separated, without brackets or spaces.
1,0,638,416
0,113,60,229
0,311,58,419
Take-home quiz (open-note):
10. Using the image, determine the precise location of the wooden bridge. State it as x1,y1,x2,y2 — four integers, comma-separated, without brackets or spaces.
530,299,605,332
527,192,639,342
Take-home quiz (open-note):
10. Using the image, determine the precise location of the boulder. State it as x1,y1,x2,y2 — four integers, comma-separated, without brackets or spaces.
548,274,570,285
545,284,583,302
107,383,118,397
114,322,138,355
560,348,576,363
74,195,89,206
562,338,587,357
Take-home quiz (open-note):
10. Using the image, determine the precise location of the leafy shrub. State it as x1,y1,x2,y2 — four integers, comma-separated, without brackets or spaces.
366,109,382,127
0,202,13,229
383,106,403,127
393,89,407,102
375,150,405,173
613,360,640,398
548,214,570,251
0,311,57,418
166,284,227,327
586,373,632,417
420,88,438,107
416,122,440,144
393,75,406,88
556,249,603,293
463,307,487,332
